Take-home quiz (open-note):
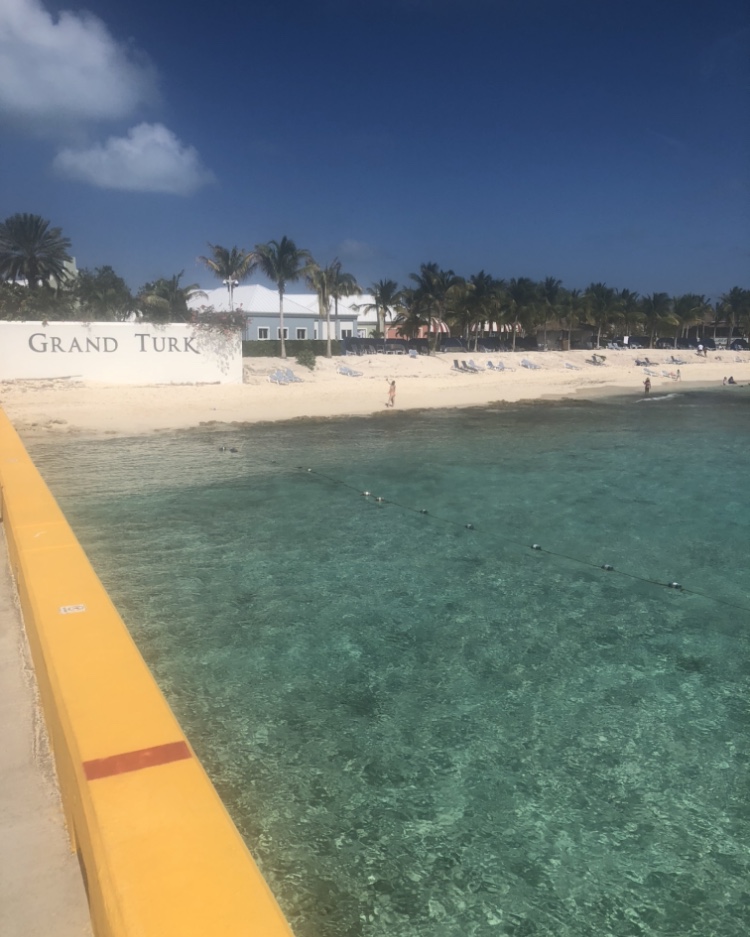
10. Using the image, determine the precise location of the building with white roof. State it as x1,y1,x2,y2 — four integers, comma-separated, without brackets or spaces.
189,283,388,341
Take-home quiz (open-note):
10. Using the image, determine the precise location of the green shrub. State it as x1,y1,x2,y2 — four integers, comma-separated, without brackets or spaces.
296,346,316,370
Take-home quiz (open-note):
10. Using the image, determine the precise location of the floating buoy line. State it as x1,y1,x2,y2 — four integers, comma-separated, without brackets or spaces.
299,466,750,614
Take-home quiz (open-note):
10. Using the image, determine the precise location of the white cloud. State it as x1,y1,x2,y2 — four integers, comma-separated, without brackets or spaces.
0,0,157,127
53,123,215,195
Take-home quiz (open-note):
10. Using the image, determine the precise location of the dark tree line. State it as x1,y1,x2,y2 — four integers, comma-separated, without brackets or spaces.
1,214,747,352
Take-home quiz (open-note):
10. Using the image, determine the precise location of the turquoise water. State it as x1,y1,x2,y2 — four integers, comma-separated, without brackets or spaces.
29,390,749,937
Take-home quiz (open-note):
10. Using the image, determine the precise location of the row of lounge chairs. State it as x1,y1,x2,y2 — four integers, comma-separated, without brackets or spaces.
452,359,517,373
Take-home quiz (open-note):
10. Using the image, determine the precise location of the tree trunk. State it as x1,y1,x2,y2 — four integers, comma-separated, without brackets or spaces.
726,312,735,347
279,290,287,359
325,306,332,358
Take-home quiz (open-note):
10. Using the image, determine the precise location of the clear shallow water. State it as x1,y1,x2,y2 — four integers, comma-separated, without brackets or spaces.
29,391,750,937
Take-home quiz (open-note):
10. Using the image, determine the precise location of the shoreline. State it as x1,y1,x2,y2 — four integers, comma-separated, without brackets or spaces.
1,348,747,440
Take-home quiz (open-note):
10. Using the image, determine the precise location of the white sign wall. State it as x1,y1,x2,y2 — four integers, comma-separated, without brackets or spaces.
0,322,242,384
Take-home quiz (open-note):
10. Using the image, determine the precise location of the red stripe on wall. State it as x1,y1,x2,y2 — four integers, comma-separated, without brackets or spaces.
83,740,191,780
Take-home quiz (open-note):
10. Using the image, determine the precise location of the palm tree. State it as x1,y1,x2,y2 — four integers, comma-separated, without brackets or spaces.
0,213,73,289
583,282,618,348
616,288,642,342
454,272,503,349
503,277,538,351
355,279,405,337
408,263,461,350
198,244,256,310
328,260,361,342
138,272,206,322
559,288,583,351
640,292,674,347
736,289,750,345
718,287,750,349
672,294,710,347
254,237,312,358
305,262,335,358
392,291,428,340
446,277,472,343
537,276,562,349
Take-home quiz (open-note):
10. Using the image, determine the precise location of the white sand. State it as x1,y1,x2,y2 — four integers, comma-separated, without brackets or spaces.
1,348,747,438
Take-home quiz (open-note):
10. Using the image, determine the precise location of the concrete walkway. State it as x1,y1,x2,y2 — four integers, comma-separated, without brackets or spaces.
0,532,92,936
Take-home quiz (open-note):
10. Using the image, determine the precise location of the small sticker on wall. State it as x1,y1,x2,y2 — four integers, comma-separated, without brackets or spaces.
59,604,86,615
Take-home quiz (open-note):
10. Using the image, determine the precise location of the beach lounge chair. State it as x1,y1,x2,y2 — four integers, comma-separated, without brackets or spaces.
337,365,363,377
452,359,462,372
460,361,479,373
564,362,581,370
268,370,290,385
493,360,515,372
585,354,607,366
284,368,303,383
408,348,419,359
468,359,485,371
643,368,659,377
521,358,541,370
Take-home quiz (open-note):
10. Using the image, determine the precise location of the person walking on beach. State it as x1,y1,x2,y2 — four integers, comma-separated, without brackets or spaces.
643,377,651,394
386,379,396,408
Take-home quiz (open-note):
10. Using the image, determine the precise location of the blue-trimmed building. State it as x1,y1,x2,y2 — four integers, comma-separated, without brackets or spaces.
191,283,367,341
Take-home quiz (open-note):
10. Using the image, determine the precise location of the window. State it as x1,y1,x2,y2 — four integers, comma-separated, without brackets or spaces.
341,328,353,338
258,327,269,340
296,328,307,340
277,327,289,339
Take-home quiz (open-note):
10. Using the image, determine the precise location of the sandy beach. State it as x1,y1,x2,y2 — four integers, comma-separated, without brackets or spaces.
1,348,748,439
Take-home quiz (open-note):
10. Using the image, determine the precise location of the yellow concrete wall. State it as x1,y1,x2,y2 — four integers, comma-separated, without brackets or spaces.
0,411,294,937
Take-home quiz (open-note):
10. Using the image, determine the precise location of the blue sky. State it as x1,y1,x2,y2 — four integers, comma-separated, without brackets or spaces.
1,0,747,300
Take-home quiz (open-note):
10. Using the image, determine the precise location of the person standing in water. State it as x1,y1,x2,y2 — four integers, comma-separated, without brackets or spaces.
643,377,651,394
386,379,396,407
